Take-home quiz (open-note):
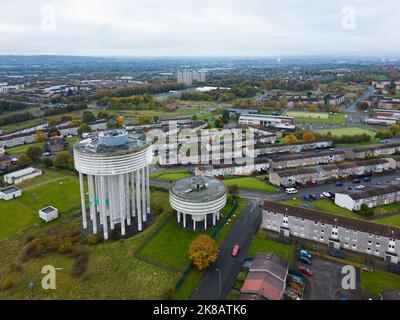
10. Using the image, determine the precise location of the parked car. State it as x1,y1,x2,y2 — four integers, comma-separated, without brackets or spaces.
335,182,343,187
285,187,298,194
300,249,312,259
298,266,313,277
363,176,372,182
232,245,240,257
348,187,354,191
355,185,365,190
298,256,312,265
353,179,361,184
321,192,333,198
376,182,382,186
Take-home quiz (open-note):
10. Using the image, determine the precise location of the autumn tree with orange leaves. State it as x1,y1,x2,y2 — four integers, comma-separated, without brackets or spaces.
188,234,219,271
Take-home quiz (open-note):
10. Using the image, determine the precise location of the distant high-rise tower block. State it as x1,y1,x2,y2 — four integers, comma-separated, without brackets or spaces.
74,130,152,240
177,70,207,85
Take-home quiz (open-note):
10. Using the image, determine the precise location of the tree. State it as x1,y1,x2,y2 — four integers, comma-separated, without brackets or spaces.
283,134,298,143
359,204,374,217
228,184,239,198
302,131,316,142
42,157,53,167
68,118,81,128
188,235,219,271
78,124,91,135
192,114,198,121
36,130,45,142
97,111,109,120
26,147,42,161
221,110,230,123
53,153,74,170
17,155,32,167
82,111,96,123
115,116,124,127
48,118,59,127
47,127,61,138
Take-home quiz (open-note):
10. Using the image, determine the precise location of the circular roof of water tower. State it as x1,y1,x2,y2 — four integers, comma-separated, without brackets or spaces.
74,129,150,155
170,176,227,202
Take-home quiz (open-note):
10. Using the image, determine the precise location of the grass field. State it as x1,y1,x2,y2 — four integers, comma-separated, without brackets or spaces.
5,141,46,154
361,269,400,295
0,190,179,300
149,171,190,181
375,215,400,228
139,197,244,270
249,231,295,265
316,127,376,137
223,177,277,192
0,171,80,241
286,111,329,120
285,111,346,123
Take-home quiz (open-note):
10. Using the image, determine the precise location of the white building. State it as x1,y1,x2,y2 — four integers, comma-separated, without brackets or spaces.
169,176,227,230
239,114,296,130
0,186,22,200
39,206,59,222
177,70,207,86
0,146,4,156
3,167,42,184
335,185,400,211
74,129,153,240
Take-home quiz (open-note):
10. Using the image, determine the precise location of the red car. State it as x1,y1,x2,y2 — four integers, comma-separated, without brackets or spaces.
299,266,313,276
231,245,240,257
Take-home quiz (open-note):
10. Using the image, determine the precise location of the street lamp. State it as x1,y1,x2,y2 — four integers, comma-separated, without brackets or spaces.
216,268,222,296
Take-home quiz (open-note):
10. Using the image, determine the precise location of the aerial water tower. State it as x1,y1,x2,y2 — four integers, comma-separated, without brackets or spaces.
169,176,227,230
73,129,152,240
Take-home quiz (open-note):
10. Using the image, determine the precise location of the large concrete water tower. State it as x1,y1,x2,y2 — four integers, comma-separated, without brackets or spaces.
73,129,152,240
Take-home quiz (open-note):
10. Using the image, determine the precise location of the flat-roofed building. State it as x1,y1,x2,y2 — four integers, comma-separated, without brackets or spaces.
39,206,58,222
262,200,400,263
3,167,42,184
239,114,295,130
0,186,22,200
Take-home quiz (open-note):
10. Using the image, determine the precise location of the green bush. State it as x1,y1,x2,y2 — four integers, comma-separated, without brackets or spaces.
0,276,14,290
87,234,103,245
58,240,73,254
21,238,47,261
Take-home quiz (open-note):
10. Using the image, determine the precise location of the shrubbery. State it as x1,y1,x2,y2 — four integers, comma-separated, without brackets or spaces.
86,234,103,245
0,276,14,290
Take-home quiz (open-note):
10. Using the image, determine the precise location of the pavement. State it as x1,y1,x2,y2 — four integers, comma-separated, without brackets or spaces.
295,256,361,300
191,199,262,300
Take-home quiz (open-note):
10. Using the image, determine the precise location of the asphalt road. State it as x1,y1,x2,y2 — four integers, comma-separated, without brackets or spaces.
191,199,262,300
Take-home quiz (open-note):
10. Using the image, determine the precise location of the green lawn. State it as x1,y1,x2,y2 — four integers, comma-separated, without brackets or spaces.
0,174,81,241
6,141,46,154
285,111,346,123
375,215,400,228
139,217,208,270
316,127,376,137
249,231,295,265
0,190,179,300
149,171,189,181
361,269,400,295
223,177,277,192
281,198,361,220
373,203,400,215
139,197,245,270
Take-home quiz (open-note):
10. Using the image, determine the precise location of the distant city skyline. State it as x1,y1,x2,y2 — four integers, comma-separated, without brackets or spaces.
0,0,399,57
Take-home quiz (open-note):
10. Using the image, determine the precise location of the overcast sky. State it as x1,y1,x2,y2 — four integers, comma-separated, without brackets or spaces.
0,0,399,57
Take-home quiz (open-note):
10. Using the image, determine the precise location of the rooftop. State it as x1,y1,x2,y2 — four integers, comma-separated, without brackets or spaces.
74,130,150,155
0,186,21,194
263,200,400,239
337,184,400,200
4,167,41,179
170,176,227,202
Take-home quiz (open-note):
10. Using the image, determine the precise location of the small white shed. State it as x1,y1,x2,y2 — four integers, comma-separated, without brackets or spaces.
0,186,22,200
39,206,58,222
